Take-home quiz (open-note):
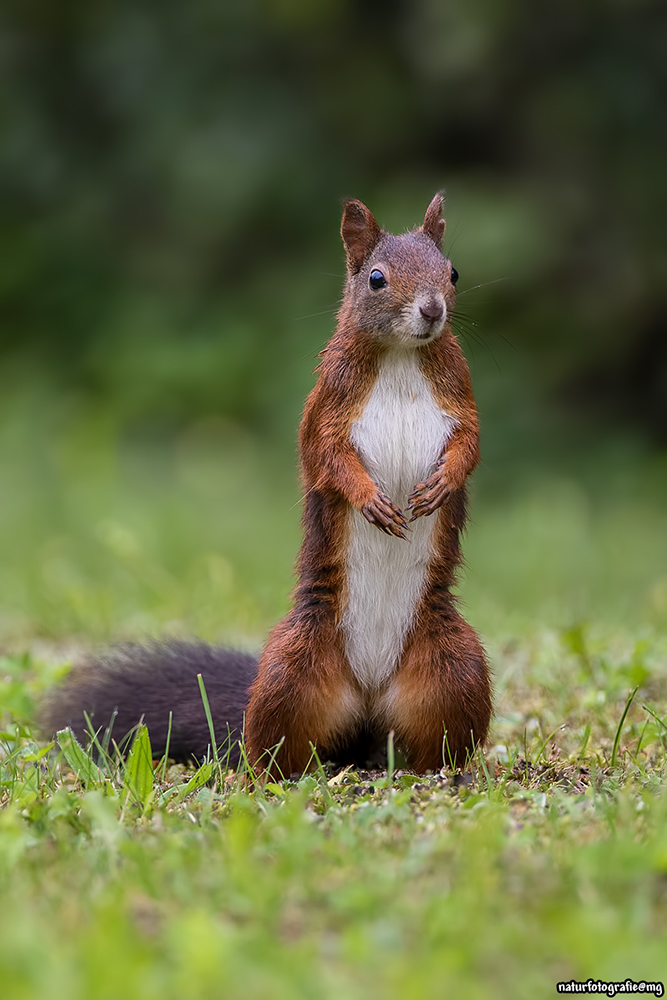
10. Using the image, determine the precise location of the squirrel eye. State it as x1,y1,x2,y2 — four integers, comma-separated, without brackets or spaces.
450,265,459,286
369,268,387,290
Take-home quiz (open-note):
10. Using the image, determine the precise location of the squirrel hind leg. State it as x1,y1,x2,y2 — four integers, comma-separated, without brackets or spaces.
383,608,492,773
245,632,365,779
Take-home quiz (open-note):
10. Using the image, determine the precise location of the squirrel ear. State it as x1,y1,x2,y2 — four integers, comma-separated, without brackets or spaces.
422,193,446,250
341,200,382,274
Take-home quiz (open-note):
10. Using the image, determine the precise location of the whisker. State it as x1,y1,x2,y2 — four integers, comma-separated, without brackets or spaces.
294,306,340,322
289,484,315,512
444,221,465,259
453,307,520,356
493,331,520,354
457,277,512,297
451,317,479,334
450,312,481,331
451,318,502,372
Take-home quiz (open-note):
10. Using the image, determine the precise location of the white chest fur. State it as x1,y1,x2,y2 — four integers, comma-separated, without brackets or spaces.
341,350,458,688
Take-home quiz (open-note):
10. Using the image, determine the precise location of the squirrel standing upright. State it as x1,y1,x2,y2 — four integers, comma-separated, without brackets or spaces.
42,194,492,775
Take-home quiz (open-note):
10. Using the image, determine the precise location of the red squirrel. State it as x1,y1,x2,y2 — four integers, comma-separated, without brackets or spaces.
41,194,492,775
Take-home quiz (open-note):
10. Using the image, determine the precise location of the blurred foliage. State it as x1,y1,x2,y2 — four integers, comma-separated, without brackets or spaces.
2,0,666,454
0,2,666,646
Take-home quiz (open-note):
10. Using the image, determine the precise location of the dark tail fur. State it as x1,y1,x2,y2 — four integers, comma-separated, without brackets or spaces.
39,641,258,765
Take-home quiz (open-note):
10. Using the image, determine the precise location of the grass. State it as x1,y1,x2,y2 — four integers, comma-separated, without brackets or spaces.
2,629,667,999
0,395,666,998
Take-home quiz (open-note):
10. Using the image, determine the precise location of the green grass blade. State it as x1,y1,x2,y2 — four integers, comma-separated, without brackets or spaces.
123,724,154,808
179,761,215,799
611,686,638,767
264,735,286,783
197,673,218,765
159,711,173,784
57,728,103,786
577,722,591,760
308,742,334,807
642,703,667,752
642,703,667,731
387,729,395,786
535,724,566,763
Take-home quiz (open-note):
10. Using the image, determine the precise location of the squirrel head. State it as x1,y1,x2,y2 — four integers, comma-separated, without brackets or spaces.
340,193,458,347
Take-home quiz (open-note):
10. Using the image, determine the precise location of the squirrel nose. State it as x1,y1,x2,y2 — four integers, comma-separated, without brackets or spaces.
419,299,444,323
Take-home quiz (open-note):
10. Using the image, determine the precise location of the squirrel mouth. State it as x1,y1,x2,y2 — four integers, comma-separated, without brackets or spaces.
413,325,442,342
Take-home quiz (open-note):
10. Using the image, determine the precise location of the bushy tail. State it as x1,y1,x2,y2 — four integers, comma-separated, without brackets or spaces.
39,641,258,765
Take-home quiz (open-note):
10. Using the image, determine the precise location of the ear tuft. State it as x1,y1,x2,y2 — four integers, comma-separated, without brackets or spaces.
341,200,382,274
422,192,446,250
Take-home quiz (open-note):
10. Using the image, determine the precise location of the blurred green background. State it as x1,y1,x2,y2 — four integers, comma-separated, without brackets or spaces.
1,0,666,647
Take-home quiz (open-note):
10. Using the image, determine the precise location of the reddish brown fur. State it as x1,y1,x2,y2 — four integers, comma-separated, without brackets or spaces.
245,195,491,777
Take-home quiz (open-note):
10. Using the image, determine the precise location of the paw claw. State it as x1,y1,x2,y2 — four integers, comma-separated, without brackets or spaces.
361,489,411,537
407,469,454,519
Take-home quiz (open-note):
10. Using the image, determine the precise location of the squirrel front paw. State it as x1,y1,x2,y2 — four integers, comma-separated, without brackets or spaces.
361,490,409,539
406,469,453,521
